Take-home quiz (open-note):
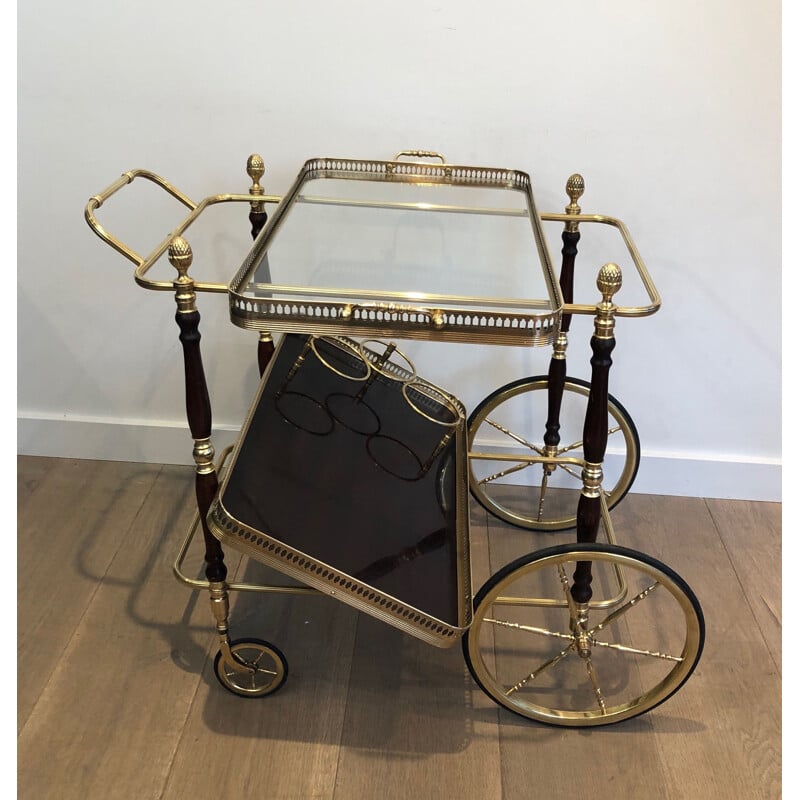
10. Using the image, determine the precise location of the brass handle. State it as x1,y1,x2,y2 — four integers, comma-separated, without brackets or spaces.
539,211,662,317
85,169,197,267
392,150,447,164
85,169,271,294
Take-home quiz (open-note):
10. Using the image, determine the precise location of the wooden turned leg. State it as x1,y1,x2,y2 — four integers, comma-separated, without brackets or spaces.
246,153,276,377
258,332,275,377
544,228,581,449
169,237,227,589
544,175,583,451
249,208,268,240
571,263,622,605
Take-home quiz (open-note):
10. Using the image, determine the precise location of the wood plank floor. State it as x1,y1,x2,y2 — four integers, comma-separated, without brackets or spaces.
17,455,782,799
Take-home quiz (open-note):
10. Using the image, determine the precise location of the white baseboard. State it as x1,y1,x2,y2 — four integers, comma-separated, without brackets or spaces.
17,414,782,502
17,413,242,468
620,452,781,502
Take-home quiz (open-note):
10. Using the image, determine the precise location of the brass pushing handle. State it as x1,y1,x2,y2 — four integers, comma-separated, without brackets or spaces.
85,169,197,266
392,150,447,164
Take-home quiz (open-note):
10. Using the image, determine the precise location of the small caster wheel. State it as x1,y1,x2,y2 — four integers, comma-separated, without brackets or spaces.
213,638,288,698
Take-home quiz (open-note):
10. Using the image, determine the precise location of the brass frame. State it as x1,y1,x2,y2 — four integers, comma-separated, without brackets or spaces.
84,154,660,621
84,158,660,322
84,152,675,716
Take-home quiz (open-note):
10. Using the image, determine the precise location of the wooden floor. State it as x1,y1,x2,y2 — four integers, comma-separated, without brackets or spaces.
18,455,781,799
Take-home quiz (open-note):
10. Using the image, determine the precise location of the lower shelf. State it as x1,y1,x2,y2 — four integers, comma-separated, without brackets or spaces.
208,333,473,648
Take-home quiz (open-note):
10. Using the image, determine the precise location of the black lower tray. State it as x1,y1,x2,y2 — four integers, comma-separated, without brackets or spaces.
207,333,472,647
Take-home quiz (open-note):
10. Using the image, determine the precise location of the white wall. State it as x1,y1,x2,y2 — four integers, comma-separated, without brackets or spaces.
17,0,781,501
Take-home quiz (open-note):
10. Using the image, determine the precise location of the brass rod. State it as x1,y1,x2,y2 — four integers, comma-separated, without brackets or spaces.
295,194,530,217
243,283,555,311
173,512,319,596
132,194,283,292
467,451,585,467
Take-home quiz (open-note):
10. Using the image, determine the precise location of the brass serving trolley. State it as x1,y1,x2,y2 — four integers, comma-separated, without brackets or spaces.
85,150,704,727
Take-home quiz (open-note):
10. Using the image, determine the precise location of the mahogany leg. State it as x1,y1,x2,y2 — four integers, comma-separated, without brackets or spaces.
571,263,622,605
246,154,276,378
169,238,226,585
544,228,580,450
175,308,226,583
257,334,276,377
249,208,268,241
168,235,239,665
250,220,275,377
544,176,583,450
536,176,585,523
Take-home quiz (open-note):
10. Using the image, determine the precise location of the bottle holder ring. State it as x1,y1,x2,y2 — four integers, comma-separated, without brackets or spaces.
402,382,462,427
309,336,372,381
358,339,417,383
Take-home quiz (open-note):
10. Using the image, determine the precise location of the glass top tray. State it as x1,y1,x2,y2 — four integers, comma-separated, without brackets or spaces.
229,155,563,346
207,333,473,648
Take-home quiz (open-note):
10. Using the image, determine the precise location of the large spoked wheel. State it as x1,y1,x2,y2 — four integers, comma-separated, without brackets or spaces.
213,638,288,698
463,543,704,727
467,376,640,531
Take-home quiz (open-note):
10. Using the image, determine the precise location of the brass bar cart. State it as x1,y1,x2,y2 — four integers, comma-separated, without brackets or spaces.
85,150,703,727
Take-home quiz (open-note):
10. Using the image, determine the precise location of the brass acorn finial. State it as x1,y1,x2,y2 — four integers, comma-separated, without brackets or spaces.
597,262,623,301
168,236,193,278
247,153,265,181
247,154,265,190
566,173,584,209
565,173,584,231
247,153,266,212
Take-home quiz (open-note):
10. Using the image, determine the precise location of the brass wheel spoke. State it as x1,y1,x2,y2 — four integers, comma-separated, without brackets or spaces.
230,650,279,684
557,426,622,456
584,658,607,714
484,617,573,642
249,652,279,676
485,418,544,454
536,472,549,521
505,642,576,696
557,438,584,455
591,638,684,663
557,563,580,619
232,654,258,671
478,460,535,486
589,581,661,635
554,461,584,482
